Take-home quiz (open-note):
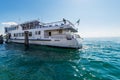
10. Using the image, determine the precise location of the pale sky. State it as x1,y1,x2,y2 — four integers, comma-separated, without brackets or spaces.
0,0,120,37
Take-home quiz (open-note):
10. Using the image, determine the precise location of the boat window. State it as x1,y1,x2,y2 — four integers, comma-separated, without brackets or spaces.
61,23,64,26
49,25,52,27
19,33,21,37
38,31,41,35
75,34,80,38
8,34,11,39
49,32,51,36
55,24,58,26
5,27,8,33
22,33,24,36
35,31,41,35
59,30,62,34
16,26,19,29
66,34,72,40
29,32,32,37
39,25,42,28
16,33,18,37
35,31,37,35
14,33,15,37
20,33,22,37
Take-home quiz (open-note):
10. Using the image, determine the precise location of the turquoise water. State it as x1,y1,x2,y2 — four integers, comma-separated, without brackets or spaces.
0,37,120,80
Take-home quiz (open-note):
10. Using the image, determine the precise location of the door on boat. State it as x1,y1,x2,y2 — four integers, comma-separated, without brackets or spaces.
49,32,51,36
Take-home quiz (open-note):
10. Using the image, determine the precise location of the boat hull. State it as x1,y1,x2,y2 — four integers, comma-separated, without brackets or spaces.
7,38,82,49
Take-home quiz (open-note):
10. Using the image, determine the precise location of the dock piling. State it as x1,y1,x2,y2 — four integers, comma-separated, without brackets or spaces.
24,31,29,47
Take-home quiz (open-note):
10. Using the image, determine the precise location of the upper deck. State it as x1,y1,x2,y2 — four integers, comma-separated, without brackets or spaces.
5,19,78,33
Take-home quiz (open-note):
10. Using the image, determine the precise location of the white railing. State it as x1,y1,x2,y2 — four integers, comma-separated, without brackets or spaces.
42,20,78,31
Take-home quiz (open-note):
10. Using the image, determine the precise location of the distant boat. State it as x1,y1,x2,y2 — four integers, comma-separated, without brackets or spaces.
4,19,82,49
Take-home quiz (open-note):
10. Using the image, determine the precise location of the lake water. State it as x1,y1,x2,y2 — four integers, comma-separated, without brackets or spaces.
0,37,120,80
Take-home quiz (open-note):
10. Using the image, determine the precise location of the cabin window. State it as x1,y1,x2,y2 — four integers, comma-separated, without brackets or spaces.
19,33,20,37
61,23,64,26
22,27,24,30
8,34,11,39
19,33,21,37
59,30,62,34
35,31,41,35
15,34,17,37
29,32,32,37
49,32,51,36
5,28,7,32
19,33,22,37
17,33,18,37
14,33,15,37
35,31,37,35
36,26,39,28
22,33,24,36
75,34,80,38
49,25,52,27
16,26,19,29
55,24,58,26
38,31,41,35
39,25,42,28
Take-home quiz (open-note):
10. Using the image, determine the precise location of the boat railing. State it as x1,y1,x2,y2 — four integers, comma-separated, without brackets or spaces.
66,20,78,30
43,20,77,30
5,19,78,32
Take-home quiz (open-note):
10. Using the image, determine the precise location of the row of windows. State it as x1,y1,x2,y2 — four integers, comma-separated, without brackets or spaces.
14,33,24,37
35,31,41,35
6,23,65,33
5,26,19,32
22,25,38,30
13,31,41,37
22,23,65,30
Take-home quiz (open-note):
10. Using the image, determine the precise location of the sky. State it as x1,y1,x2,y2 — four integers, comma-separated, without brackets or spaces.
0,0,120,37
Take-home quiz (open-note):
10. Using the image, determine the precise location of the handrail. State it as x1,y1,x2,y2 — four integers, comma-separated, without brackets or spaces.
42,20,77,29
5,19,78,32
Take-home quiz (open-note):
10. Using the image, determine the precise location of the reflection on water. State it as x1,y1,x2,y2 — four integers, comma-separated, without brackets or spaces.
0,43,83,80
4,43,81,61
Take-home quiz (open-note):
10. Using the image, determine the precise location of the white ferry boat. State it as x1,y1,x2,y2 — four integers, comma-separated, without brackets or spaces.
5,19,82,49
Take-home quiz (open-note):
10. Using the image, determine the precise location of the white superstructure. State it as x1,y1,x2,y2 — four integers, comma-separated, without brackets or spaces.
5,19,82,49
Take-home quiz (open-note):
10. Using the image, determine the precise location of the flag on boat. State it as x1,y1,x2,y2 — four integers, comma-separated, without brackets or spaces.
63,18,66,24
76,19,80,25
